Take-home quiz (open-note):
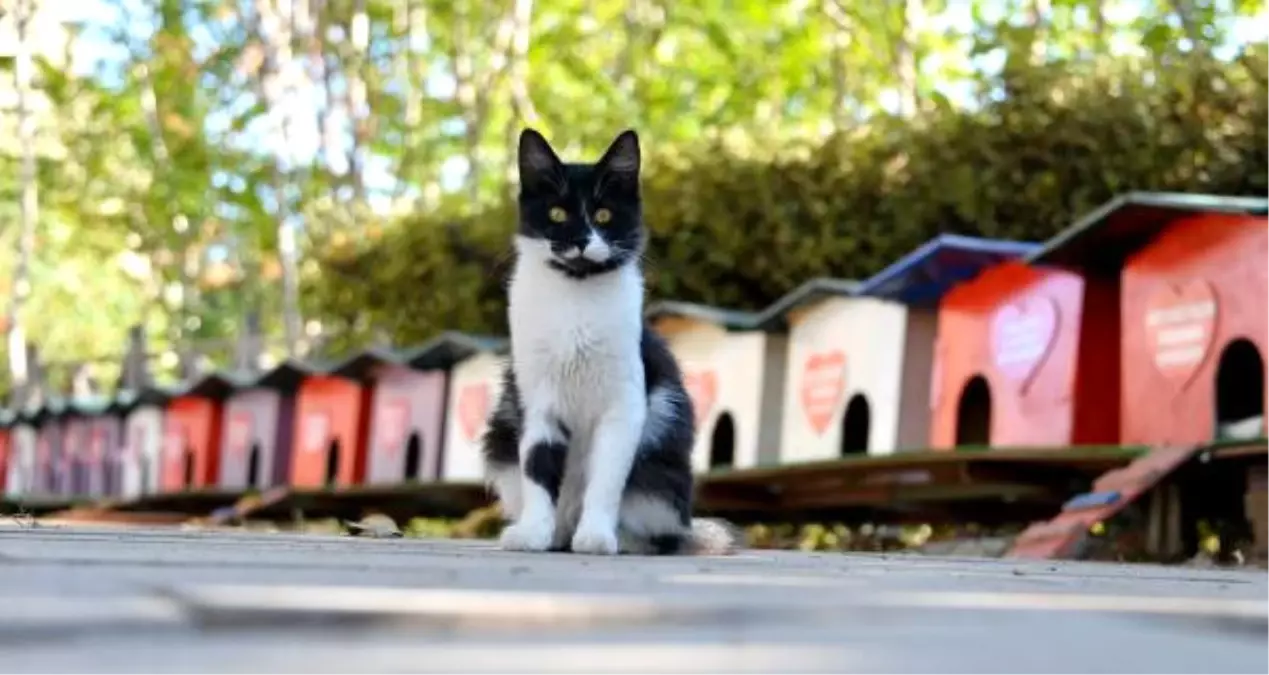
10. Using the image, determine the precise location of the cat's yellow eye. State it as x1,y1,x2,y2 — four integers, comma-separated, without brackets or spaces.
549,207,568,223
594,208,613,225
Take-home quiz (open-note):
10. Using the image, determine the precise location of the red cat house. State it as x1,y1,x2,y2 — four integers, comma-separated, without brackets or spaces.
440,338,510,483
1028,192,1268,446
646,302,775,472
0,412,11,496
928,248,1118,450
217,361,307,491
333,332,504,485
161,374,233,492
291,369,371,488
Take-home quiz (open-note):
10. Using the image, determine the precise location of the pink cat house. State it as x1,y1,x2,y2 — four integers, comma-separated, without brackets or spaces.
61,397,113,497
217,361,309,491
30,401,67,495
332,332,506,485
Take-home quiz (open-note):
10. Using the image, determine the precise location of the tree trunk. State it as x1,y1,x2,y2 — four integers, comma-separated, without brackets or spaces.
888,0,925,116
253,0,303,355
1029,0,1051,65
7,0,38,403
822,0,852,127
504,0,538,191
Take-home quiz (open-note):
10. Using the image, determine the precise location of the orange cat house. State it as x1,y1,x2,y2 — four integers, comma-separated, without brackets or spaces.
291,370,371,488
161,374,233,491
646,302,779,472
440,339,509,482
1028,192,1268,446
0,413,11,496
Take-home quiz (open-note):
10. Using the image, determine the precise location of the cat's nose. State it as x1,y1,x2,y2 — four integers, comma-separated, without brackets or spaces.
550,241,583,259
581,234,611,262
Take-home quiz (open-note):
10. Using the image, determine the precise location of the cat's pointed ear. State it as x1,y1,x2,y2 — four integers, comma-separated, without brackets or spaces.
596,129,640,188
518,128,564,194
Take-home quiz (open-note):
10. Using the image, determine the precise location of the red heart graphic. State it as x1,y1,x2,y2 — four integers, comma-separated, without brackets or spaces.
991,296,1060,388
227,413,252,457
1144,280,1218,388
458,384,490,442
163,426,184,468
683,371,718,429
380,398,410,454
302,413,330,454
801,350,846,435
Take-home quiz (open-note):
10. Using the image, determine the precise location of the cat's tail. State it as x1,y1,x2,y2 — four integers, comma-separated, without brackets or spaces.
684,517,742,556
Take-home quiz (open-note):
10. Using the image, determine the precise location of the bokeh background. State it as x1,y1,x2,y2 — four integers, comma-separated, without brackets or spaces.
0,0,1264,393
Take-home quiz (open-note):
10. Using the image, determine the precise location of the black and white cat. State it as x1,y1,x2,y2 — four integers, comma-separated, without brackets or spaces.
481,128,735,556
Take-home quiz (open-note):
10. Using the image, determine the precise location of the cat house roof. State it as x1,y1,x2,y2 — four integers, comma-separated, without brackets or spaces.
856,234,1040,307
753,277,862,330
111,382,181,414
645,301,762,332
327,331,509,380
1028,191,1269,274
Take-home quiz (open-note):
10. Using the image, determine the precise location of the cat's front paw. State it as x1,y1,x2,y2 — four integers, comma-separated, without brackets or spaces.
571,523,619,555
499,519,555,552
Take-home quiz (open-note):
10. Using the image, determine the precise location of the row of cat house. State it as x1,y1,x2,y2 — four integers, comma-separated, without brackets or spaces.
1,191,1265,499
0,332,509,499
645,191,1267,472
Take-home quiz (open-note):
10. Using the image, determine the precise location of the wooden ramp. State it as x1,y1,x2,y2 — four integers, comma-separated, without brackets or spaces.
1005,442,1267,559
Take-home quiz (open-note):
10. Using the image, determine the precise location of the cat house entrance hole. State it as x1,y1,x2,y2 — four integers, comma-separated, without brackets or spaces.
1215,338,1265,439
709,413,736,469
840,394,871,456
182,446,196,487
247,442,262,487
325,438,341,486
404,432,423,480
955,375,992,448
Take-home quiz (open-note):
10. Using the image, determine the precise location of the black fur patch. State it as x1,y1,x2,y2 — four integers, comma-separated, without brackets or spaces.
524,440,568,501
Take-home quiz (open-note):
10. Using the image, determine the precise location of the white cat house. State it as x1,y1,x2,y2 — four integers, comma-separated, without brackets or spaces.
4,413,36,496
440,338,509,482
118,387,171,498
776,235,1037,463
646,302,786,473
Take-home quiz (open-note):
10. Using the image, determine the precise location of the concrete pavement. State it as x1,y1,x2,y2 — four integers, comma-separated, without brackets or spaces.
0,523,1264,673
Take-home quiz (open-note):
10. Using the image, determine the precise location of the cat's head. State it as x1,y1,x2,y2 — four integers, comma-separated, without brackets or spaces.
515,128,644,279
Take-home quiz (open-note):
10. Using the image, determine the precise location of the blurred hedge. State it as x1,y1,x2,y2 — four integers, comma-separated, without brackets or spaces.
306,50,1267,351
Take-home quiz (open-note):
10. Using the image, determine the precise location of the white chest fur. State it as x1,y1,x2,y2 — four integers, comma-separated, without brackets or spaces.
508,237,646,429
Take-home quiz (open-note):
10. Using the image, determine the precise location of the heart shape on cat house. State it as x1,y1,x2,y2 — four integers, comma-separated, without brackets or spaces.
774,235,1037,463
646,301,778,473
439,337,509,482
1030,192,1268,447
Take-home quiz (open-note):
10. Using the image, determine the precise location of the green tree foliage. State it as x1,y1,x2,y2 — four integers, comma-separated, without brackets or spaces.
305,46,1268,348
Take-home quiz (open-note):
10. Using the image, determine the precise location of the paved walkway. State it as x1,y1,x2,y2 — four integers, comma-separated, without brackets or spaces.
0,523,1265,673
